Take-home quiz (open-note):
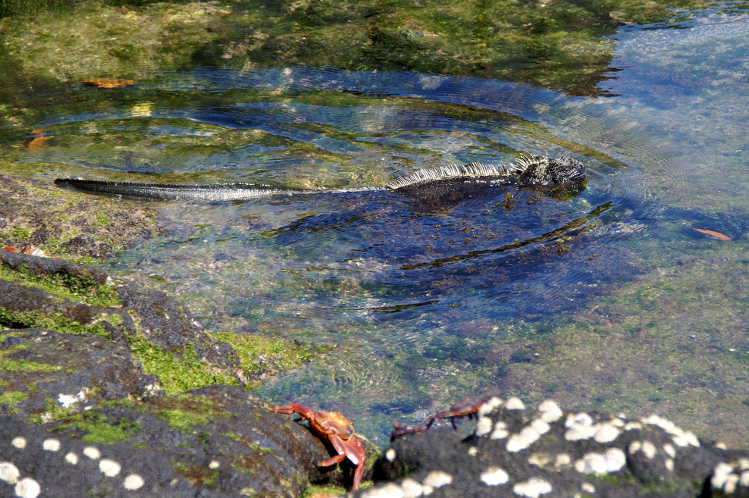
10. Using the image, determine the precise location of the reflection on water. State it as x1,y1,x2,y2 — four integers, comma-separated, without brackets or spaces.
4,4,749,446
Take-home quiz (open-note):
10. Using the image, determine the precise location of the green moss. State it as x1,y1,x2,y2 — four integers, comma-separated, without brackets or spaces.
172,461,220,488
54,411,140,444
0,355,61,372
93,210,110,228
0,0,714,97
159,409,210,433
154,397,227,436
306,483,354,496
0,308,111,339
220,431,243,442
127,335,239,395
30,397,75,424
0,262,120,308
0,390,28,409
9,225,31,240
209,330,332,382
0,0,75,17
102,311,124,328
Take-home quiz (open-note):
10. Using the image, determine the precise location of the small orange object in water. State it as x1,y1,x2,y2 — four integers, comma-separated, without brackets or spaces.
82,78,135,89
27,128,48,149
3,246,16,253
692,228,731,241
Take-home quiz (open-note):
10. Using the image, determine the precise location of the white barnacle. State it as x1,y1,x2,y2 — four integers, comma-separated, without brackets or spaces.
530,419,550,435
401,477,423,498
739,470,749,487
581,482,596,494
15,477,41,498
0,462,21,484
385,448,397,462
480,466,509,486
537,400,563,422
477,396,503,418
565,412,593,428
475,416,493,437
724,474,740,494
423,470,453,488
490,421,509,440
83,446,101,459
663,443,676,459
564,423,596,441
505,397,526,410
630,440,657,459
604,448,626,473
575,453,608,475
643,413,700,446
513,477,553,497
360,482,405,498
209,460,220,469
594,423,621,443
123,474,146,491
65,452,79,465
99,459,122,477
11,437,26,449
711,462,734,490
672,431,700,448
42,438,61,452
554,453,572,469
507,423,545,453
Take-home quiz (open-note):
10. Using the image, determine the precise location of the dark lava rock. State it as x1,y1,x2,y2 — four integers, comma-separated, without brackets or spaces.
0,383,374,497
1,413,201,498
0,251,241,378
117,284,239,371
358,397,749,497
0,328,159,420
0,250,107,285
59,235,114,259
1,253,375,496
0,173,156,259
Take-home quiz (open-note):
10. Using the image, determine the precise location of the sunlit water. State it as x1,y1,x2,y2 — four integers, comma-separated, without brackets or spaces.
4,4,749,446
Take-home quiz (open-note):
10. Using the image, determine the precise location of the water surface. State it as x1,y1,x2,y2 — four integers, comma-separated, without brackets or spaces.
4,3,749,447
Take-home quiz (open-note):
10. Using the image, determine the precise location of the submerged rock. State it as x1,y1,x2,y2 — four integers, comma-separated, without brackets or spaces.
0,251,374,496
361,397,749,497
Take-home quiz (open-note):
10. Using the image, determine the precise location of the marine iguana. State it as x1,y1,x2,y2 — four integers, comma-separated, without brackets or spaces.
54,154,586,202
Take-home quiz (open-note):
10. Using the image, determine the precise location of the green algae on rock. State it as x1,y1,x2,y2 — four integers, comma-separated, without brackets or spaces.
0,0,716,96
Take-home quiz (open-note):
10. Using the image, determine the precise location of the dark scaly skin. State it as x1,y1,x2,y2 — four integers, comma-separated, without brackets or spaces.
54,155,586,202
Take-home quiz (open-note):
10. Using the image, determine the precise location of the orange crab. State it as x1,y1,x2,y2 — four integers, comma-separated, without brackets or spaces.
391,396,493,440
424,396,493,431
273,403,366,490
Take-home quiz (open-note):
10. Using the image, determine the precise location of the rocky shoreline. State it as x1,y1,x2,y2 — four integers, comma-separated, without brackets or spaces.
2,174,749,497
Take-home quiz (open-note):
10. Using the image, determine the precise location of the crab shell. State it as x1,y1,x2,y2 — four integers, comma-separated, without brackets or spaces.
272,403,366,489
309,410,356,440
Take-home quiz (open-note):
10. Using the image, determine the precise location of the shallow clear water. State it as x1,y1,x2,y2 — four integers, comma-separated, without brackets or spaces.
4,4,749,446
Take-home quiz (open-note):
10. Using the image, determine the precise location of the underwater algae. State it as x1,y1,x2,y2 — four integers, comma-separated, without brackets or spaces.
0,0,717,95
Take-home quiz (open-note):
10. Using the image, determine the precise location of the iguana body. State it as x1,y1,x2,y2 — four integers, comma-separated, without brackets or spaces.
55,154,585,202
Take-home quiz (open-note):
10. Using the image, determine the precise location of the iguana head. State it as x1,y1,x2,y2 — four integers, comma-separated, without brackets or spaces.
515,154,586,187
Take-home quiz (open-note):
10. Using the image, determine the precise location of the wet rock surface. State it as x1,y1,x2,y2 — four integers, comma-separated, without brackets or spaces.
0,173,155,258
361,397,749,497
1,252,375,496
2,176,748,497
0,384,370,497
